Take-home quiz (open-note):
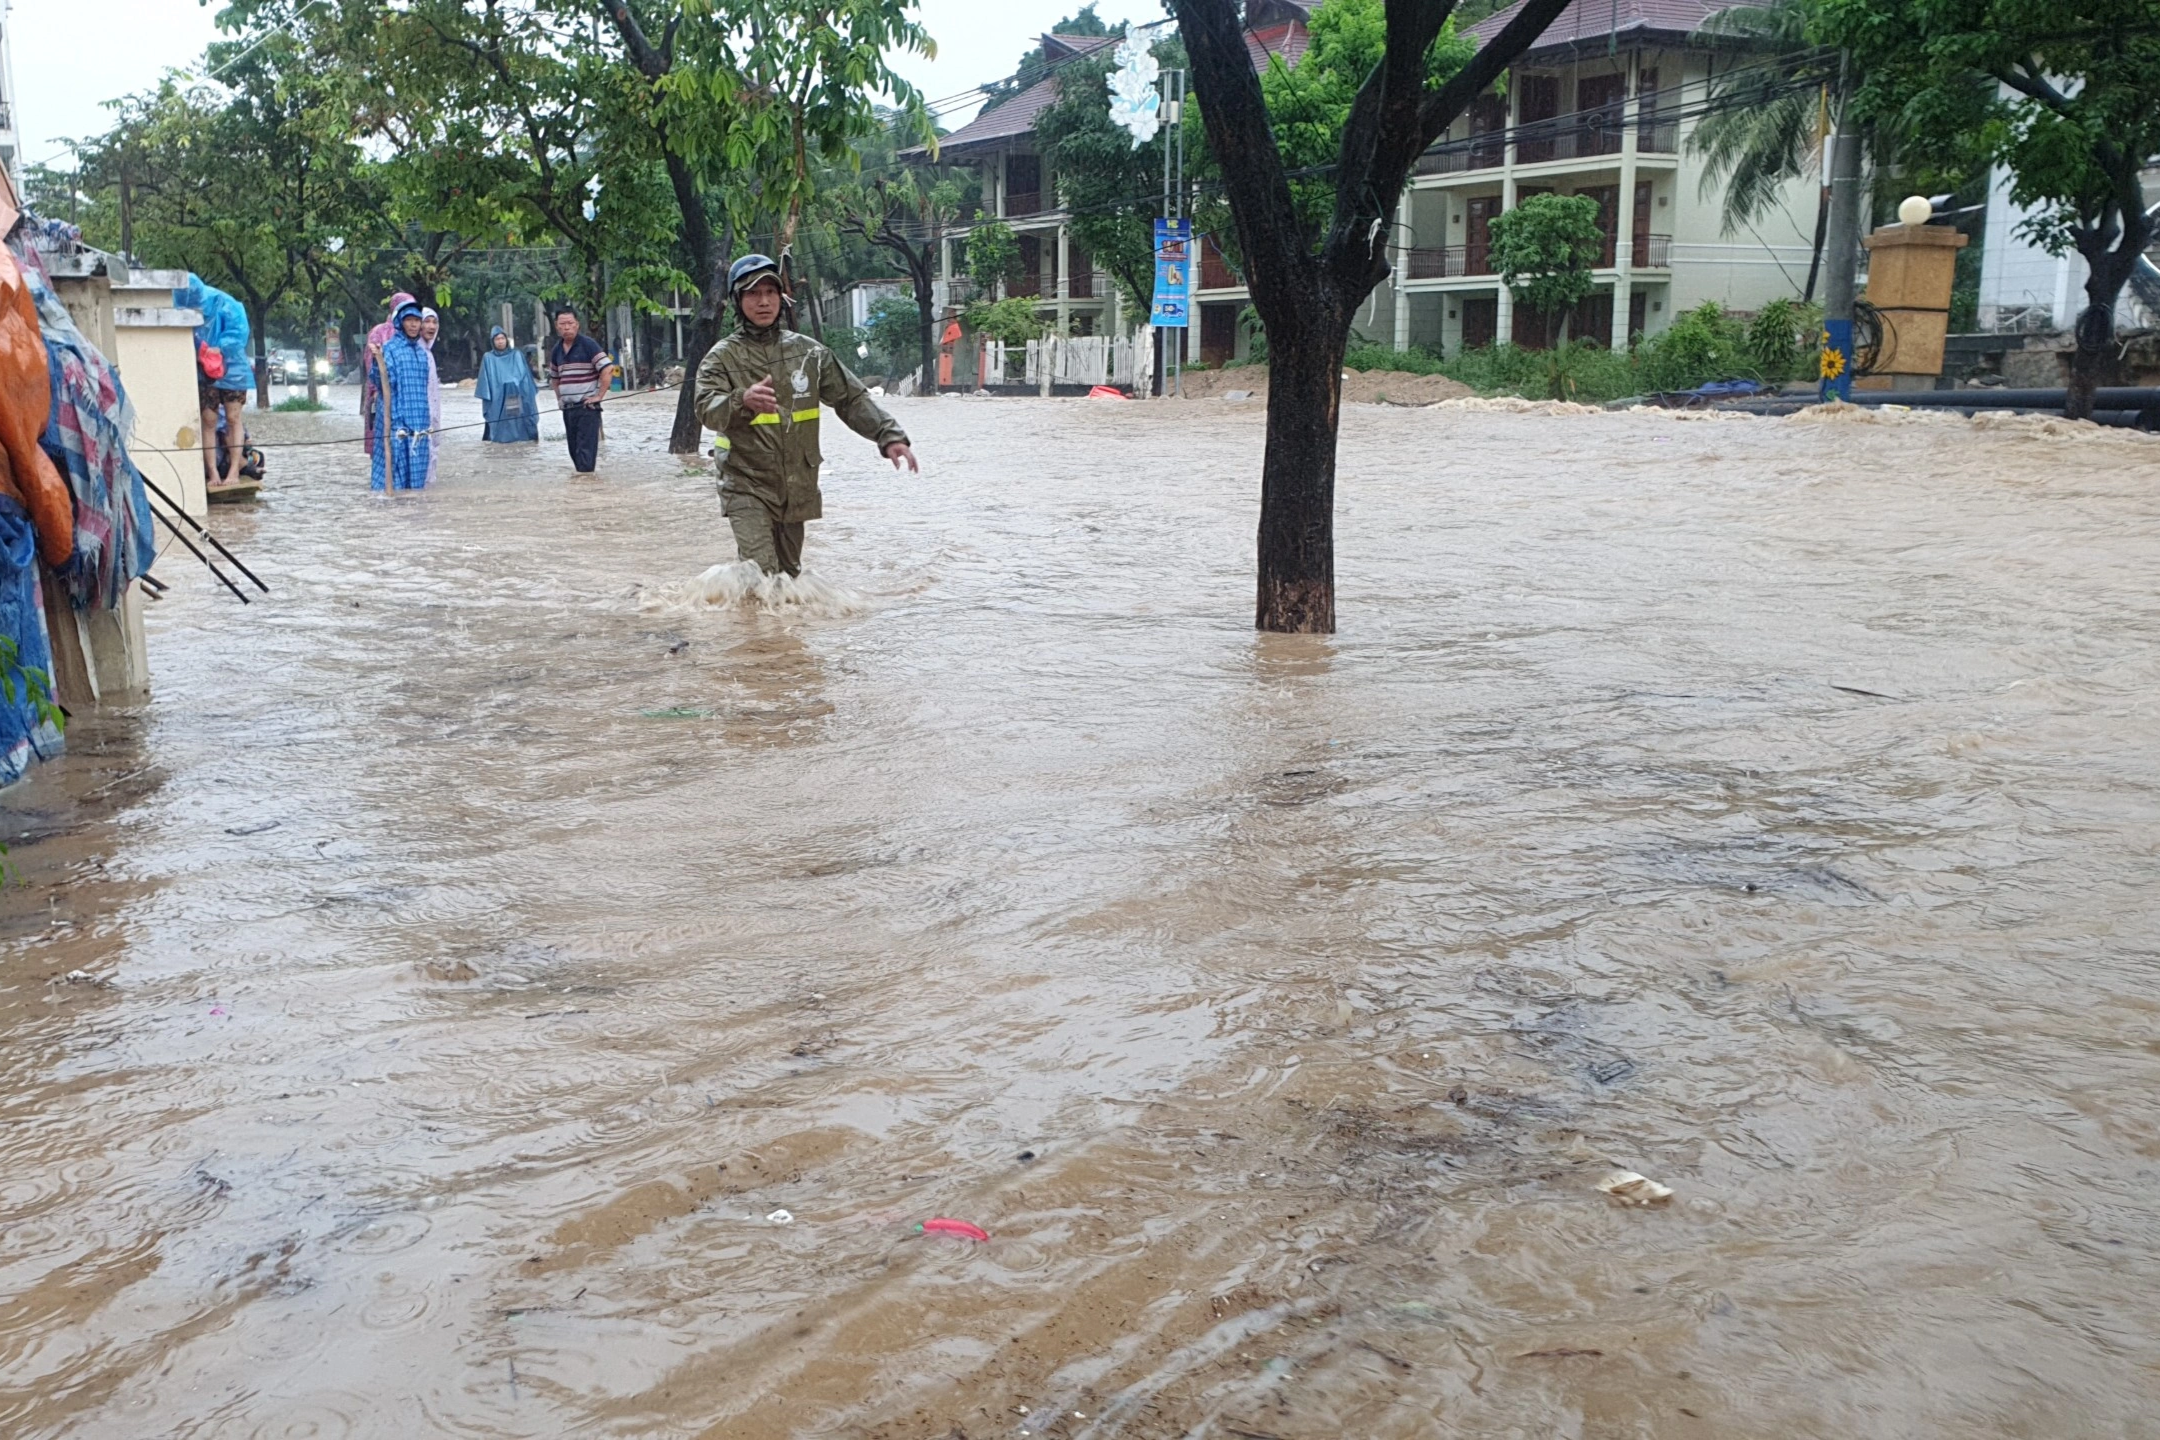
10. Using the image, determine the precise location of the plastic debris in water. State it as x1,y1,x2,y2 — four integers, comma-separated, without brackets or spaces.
1596,1171,1673,1206
919,1218,989,1242
639,706,711,719
766,1208,793,1225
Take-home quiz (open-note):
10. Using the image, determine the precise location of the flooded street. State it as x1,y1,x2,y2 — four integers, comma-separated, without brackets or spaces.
4,388,2158,1438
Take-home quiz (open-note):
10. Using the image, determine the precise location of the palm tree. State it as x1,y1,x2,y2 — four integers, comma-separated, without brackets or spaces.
1689,1,1842,299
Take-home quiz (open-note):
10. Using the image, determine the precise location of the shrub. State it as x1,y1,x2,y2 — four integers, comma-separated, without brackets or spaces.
962,295,1045,344
1635,302,1756,392
1431,342,1638,404
865,295,926,372
1744,298,1822,384
1343,342,1448,375
272,394,329,412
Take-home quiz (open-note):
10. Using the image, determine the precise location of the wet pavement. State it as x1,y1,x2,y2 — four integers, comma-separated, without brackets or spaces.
4,387,2158,1437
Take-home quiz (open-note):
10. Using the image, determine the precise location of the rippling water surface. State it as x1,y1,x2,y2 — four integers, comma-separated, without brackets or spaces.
3,390,2157,1438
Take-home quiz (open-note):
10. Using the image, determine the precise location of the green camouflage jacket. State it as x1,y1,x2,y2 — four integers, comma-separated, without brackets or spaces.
693,320,907,523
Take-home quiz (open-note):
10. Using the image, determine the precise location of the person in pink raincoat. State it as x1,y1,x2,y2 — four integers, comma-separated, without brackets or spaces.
360,292,416,455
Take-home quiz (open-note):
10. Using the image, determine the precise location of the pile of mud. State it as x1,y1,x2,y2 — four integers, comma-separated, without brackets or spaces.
1174,365,1477,405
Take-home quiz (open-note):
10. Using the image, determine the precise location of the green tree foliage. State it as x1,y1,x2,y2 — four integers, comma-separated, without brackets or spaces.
69,38,375,409
964,217,1021,294
1687,0,1838,297
1033,48,1171,314
962,295,1046,343
864,295,923,369
1817,0,2160,418
1257,0,1474,234
826,120,976,390
1487,191,1603,392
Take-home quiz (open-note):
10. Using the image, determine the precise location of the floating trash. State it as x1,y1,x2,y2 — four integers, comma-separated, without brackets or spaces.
1596,1171,1673,1206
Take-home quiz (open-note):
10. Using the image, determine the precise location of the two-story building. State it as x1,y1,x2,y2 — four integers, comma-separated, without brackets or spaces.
1189,0,1823,362
920,0,1820,366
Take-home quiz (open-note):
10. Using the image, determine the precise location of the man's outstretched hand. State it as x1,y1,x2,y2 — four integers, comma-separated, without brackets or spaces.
744,375,779,415
884,441,919,473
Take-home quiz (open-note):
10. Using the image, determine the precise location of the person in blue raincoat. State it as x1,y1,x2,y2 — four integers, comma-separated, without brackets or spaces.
368,300,437,492
474,327,539,443
175,274,257,491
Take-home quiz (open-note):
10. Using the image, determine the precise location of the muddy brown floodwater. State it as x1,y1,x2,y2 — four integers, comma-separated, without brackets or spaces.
3,387,2158,1439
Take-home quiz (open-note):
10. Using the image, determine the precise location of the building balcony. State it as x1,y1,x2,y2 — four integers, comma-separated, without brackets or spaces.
1415,94,1680,177
1004,191,1046,218
1399,234,1673,283
1404,246,1487,279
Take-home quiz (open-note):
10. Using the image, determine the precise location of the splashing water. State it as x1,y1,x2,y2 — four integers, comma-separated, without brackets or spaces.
639,559,871,617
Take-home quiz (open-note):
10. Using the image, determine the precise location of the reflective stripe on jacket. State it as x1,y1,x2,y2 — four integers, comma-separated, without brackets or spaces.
692,321,906,524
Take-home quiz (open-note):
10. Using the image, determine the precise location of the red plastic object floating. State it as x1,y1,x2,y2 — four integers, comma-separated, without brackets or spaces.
920,1218,990,1242
1087,385,1127,400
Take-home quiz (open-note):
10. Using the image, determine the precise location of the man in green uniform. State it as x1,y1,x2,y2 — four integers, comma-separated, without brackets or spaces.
693,254,918,577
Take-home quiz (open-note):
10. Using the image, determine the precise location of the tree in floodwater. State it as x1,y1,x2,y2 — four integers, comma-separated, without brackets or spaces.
594,0,934,449
1818,0,2160,420
1168,0,1571,632
1488,192,1603,397
828,134,975,392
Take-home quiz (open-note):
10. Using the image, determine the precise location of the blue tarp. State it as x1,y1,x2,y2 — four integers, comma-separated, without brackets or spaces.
174,273,258,393
0,496,63,787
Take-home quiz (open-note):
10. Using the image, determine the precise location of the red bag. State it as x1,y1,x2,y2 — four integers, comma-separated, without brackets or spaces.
198,340,225,381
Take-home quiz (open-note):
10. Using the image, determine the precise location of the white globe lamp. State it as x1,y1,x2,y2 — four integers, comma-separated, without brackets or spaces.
1897,194,1933,227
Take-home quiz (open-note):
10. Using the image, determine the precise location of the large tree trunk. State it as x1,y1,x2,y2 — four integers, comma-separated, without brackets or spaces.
2066,229,2142,422
1171,0,1570,632
669,209,732,455
914,264,939,395
1256,314,1347,633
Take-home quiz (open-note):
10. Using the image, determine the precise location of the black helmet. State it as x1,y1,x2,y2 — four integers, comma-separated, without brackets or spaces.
728,254,782,298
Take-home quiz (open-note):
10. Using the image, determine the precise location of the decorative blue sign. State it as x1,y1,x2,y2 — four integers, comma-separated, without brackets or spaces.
1151,218,1192,329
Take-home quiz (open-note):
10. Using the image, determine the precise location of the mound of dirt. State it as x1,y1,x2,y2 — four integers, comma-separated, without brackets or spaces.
1174,365,1475,406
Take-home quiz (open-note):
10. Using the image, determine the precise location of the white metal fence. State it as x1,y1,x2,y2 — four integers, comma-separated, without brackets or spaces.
979,332,1150,388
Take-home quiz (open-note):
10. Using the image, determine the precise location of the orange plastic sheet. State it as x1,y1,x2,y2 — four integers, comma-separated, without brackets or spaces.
0,246,71,566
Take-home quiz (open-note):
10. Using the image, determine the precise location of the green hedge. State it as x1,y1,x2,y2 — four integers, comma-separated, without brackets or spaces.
1337,300,1825,404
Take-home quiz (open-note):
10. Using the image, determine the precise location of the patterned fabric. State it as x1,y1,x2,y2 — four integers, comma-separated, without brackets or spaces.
16,254,156,610
360,293,416,453
0,496,62,785
370,304,437,492
548,333,611,405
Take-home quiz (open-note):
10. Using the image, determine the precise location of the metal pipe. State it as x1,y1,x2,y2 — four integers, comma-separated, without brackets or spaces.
136,475,270,592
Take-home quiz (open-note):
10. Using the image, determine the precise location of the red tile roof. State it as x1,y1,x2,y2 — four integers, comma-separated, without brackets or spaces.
1246,21,1311,71
1466,0,1719,55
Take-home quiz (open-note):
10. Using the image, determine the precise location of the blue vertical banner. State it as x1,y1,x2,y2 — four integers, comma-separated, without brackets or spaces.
1820,317,1854,402
1151,218,1192,329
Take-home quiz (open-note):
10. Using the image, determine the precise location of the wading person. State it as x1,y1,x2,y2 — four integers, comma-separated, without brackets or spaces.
693,254,917,578
361,291,416,457
547,308,614,476
368,300,436,492
177,274,256,493
419,307,443,485
476,327,540,443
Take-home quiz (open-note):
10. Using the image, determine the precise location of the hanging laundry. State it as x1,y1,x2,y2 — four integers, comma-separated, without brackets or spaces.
9,237,156,610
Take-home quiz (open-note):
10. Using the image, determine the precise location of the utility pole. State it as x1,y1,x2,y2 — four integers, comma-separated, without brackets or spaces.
1819,57,1862,402
1151,67,1186,399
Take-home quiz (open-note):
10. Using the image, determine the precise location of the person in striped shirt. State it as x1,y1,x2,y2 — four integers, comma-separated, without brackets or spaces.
547,308,616,475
